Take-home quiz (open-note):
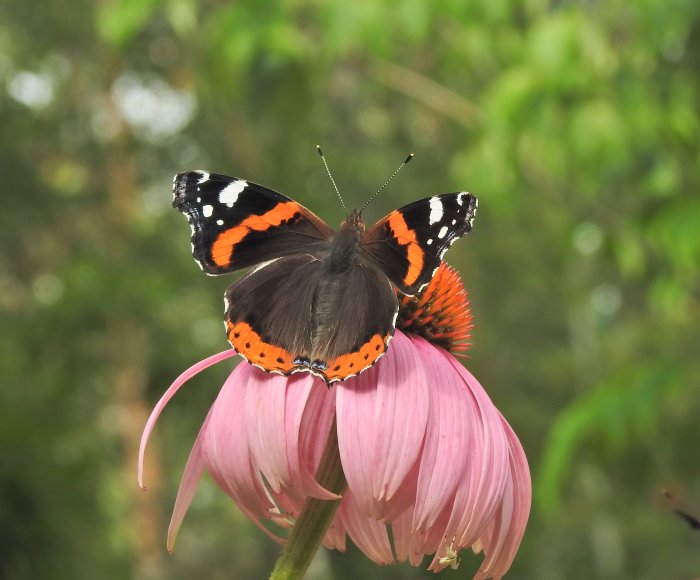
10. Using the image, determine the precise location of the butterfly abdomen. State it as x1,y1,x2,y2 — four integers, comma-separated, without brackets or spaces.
308,223,367,355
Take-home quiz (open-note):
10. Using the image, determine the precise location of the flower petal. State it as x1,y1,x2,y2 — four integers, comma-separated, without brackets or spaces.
167,407,212,553
338,489,394,565
203,364,286,539
323,516,347,552
297,381,339,500
391,509,412,562
336,366,378,516
337,332,429,520
474,417,531,579
443,355,511,549
282,373,317,502
244,370,293,494
138,349,238,489
410,336,475,533
371,333,429,513
393,506,451,567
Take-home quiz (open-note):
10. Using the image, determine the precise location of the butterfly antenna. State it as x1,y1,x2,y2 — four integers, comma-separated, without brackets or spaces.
360,153,414,214
317,145,347,214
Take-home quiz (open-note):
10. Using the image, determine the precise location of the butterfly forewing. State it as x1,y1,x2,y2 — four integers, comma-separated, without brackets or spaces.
362,192,478,295
173,171,333,274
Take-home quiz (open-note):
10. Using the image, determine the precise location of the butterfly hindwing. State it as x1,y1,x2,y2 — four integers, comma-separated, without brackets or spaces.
173,171,333,274
224,254,398,382
362,192,478,295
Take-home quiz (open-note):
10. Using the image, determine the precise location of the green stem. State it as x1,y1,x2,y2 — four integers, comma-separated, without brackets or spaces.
269,419,347,580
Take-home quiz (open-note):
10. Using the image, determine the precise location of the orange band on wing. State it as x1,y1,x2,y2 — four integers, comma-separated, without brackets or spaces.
387,212,424,287
228,322,389,382
227,320,297,373
212,202,300,267
323,333,389,382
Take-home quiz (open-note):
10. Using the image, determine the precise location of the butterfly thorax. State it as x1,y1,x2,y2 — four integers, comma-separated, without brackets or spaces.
327,212,365,274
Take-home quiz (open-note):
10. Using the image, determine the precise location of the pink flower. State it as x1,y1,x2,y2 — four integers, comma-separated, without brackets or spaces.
138,330,530,578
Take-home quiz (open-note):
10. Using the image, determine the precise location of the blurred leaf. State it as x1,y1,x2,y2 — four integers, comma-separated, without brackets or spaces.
537,364,683,516
97,0,162,47
166,0,197,36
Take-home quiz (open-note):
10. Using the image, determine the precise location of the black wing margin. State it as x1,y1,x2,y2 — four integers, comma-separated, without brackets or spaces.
173,171,334,274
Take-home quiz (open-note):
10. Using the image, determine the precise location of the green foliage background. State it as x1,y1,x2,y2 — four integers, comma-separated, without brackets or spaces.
1,0,699,578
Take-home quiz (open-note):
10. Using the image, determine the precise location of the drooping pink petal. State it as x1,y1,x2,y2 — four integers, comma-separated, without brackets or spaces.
336,367,377,516
410,336,475,533
370,333,429,515
377,454,422,525
408,503,454,567
297,381,339,499
393,504,453,567
323,514,347,552
167,408,212,552
390,509,412,563
244,370,293,495
473,417,531,580
203,365,287,538
474,474,514,579
442,354,510,550
337,332,429,520
282,373,318,503
138,349,238,489
338,489,394,565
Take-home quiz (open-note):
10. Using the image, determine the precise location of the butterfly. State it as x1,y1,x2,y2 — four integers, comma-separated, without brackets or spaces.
173,167,477,383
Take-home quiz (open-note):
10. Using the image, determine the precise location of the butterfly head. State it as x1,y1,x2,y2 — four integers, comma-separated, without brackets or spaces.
342,208,365,233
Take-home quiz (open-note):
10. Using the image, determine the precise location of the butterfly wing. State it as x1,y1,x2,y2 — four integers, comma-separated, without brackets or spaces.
173,171,334,274
224,254,398,382
362,192,478,295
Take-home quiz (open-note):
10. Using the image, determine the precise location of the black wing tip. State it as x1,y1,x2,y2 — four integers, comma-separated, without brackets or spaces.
172,175,187,207
456,192,478,231
172,170,212,207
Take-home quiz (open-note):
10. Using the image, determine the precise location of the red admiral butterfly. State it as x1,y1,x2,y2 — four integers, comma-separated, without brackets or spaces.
173,160,477,383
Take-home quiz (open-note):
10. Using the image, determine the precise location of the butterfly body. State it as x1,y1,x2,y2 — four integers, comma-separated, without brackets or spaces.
173,170,477,383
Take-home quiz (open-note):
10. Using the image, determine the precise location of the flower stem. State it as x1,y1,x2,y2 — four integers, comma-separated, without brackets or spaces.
269,419,347,580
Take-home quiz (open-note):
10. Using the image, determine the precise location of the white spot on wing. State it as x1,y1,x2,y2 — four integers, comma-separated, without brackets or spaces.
197,171,210,184
219,180,247,207
202,204,213,217
438,225,448,239
216,219,224,226
429,196,443,225
457,192,467,206
427,238,433,245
